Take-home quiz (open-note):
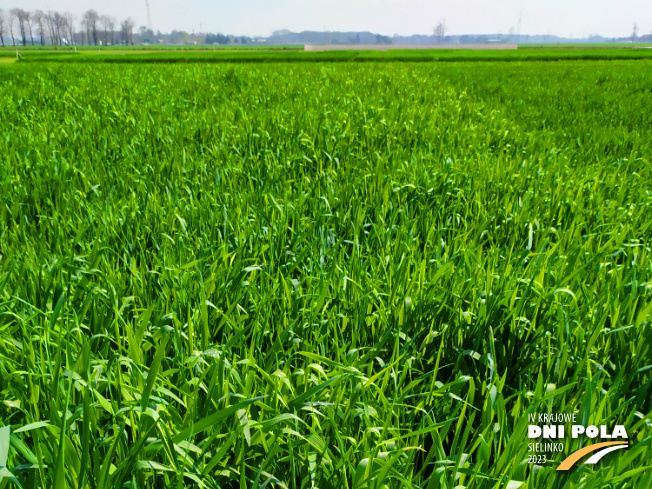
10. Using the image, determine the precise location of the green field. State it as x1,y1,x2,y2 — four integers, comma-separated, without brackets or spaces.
0,57,651,488
6,46,652,63
519,43,652,49
0,45,303,52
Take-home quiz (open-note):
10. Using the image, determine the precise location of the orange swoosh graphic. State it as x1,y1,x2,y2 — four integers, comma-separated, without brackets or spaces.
557,442,628,471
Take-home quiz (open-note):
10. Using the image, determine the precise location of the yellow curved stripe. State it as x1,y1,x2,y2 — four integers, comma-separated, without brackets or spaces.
557,442,628,471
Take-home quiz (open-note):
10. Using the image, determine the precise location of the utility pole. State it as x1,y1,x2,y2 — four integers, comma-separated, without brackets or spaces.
145,0,152,32
516,9,522,45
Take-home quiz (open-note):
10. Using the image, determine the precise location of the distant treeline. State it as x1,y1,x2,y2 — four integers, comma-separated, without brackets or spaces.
0,8,139,47
0,7,262,47
1,7,647,48
204,33,254,46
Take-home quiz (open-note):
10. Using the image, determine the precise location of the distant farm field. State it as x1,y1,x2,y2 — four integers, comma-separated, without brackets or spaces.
5,46,652,63
0,59,651,488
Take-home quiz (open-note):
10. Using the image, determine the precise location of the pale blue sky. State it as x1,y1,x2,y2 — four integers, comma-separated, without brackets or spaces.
9,0,651,38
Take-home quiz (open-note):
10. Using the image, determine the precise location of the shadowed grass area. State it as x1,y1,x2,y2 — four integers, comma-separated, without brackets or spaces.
0,61,650,488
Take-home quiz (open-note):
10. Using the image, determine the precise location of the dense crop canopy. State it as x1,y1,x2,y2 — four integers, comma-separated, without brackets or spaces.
0,60,651,488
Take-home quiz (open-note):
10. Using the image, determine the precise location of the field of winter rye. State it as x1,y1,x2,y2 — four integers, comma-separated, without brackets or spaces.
0,60,651,488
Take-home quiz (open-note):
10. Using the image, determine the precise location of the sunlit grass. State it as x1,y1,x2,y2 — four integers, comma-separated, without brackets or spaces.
0,60,650,488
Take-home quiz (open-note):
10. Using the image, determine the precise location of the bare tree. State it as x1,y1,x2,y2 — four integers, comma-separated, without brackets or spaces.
10,8,28,46
121,17,135,45
100,15,116,45
8,9,16,46
100,15,108,45
33,10,46,45
108,17,116,45
434,19,446,44
82,9,99,45
45,11,59,47
64,12,75,46
24,10,34,45
508,26,516,43
54,12,67,45
80,14,87,44
0,9,6,47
